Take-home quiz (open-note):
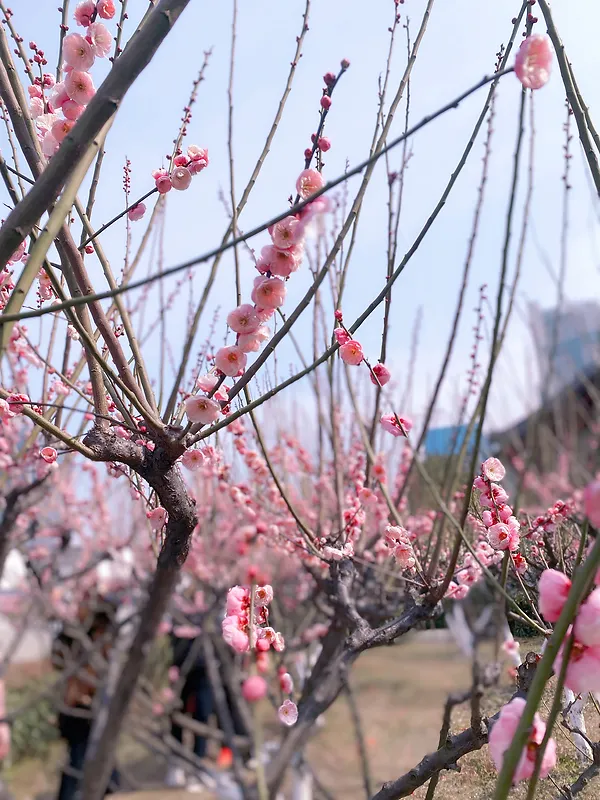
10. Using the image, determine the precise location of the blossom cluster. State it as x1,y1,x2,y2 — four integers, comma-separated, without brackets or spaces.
151,144,209,196
29,1,116,157
185,168,327,427
473,457,523,556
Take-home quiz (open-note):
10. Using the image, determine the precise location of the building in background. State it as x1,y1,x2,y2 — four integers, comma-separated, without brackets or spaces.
529,301,600,400
424,424,490,459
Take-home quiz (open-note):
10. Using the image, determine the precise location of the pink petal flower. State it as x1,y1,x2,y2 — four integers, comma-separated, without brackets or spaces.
574,588,600,647
40,447,58,464
184,395,221,425
279,672,294,694
171,166,192,191
62,100,85,121
271,217,304,250
64,70,96,105
370,363,391,386
215,345,247,377
482,457,506,482
238,325,270,353
127,203,146,222
227,304,261,335
181,448,205,471
339,339,363,366
515,34,553,90
87,22,112,58
96,0,116,20
147,506,167,530
333,327,351,346
74,1,96,27
251,277,286,310
489,697,556,782
538,569,571,622
242,675,267,702
557,637,600,694
278,699,298,726
296,168,324,200
63,33,95,71
380,413,412,437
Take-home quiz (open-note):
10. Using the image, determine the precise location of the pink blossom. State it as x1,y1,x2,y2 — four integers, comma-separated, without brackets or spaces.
147,506,167,530
87,22,112,58
42,134,60,157
181,448,205,471
96,0,116,19
238,325,270,353
215,345,247,377
222,615,250,653
271,217,304,250
227,304,261,335
187,145,209,173
574,588,600,647
168,666,180,683
258,244,303,278
127,203,146,222
333,327,351,346
255,585,273,606
184,395,221,425
251,276,286,310
0,399,14,422
482,457,506,482
226,586,248,616
296,168,324,200
340,340,363,366
584,480,600,529
6,394,29,414
515,34,553,90
487,523,519,552
318,136,331,152
65,70,95,105
171,166,192,191
370,363,391,386
489,697,556,782
278,699,298,726
74,1,96,27
29,97,44,118
279,672,294,694
538,569,571,622
62,100,84,121
51,118,75,143
152,169,172,194
40,447,58,464
196,373,218,392
380,413,412,437
556,634,600,694
242,675,267,702
63,33,95,71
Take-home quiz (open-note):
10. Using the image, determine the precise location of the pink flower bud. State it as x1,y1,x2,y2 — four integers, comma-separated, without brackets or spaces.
318,137,331,152
323,72,336,86
241,675,267,702
370,363,391,386
40,446,58,464
320,95,332,110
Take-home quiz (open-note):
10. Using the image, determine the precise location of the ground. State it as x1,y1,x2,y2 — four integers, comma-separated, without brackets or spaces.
2,631,598,799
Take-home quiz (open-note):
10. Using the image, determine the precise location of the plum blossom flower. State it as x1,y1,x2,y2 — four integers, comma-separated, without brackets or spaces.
6,394,29,414
97,0,116,19
238,325,270,353
279,672,294,694
487,522,519,552
489,697,556,782
333,327,351,346
515,34,553,90
87,22,112,58
63,33,95,71
278,699,298,726
574,588,600,647
152,168,172,194
254,585,274,606
538,569,571,622
482,457,506,483
227,304,261,335
556,631,600,694
74,0,96,26
127,203,146,222
584,480,600,529
185,395,221,425
222,615,250,653
380,413,412,437
51,118,75,143
171,166,192,191
370,363,391,386
339,340,363,366
63,100,84,121
251,276,286,310
181,448,205,471
65,70,96,105
384,525,416,570
271,217,304,250
40,447,58,464
242,676,267,702
147,506,167,531
296,168,324,199
258,244,302,278
215,345,247,377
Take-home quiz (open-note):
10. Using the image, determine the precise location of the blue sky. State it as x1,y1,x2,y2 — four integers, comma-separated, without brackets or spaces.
9,0,600,435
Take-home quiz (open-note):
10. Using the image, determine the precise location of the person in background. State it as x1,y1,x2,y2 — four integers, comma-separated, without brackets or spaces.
165,619,248,789
52,593,122,800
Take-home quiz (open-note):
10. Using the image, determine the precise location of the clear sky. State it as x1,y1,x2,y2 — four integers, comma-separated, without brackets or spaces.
9,0,600,435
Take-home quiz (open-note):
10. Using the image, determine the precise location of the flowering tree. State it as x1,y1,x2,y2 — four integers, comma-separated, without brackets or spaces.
1,0,600,798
